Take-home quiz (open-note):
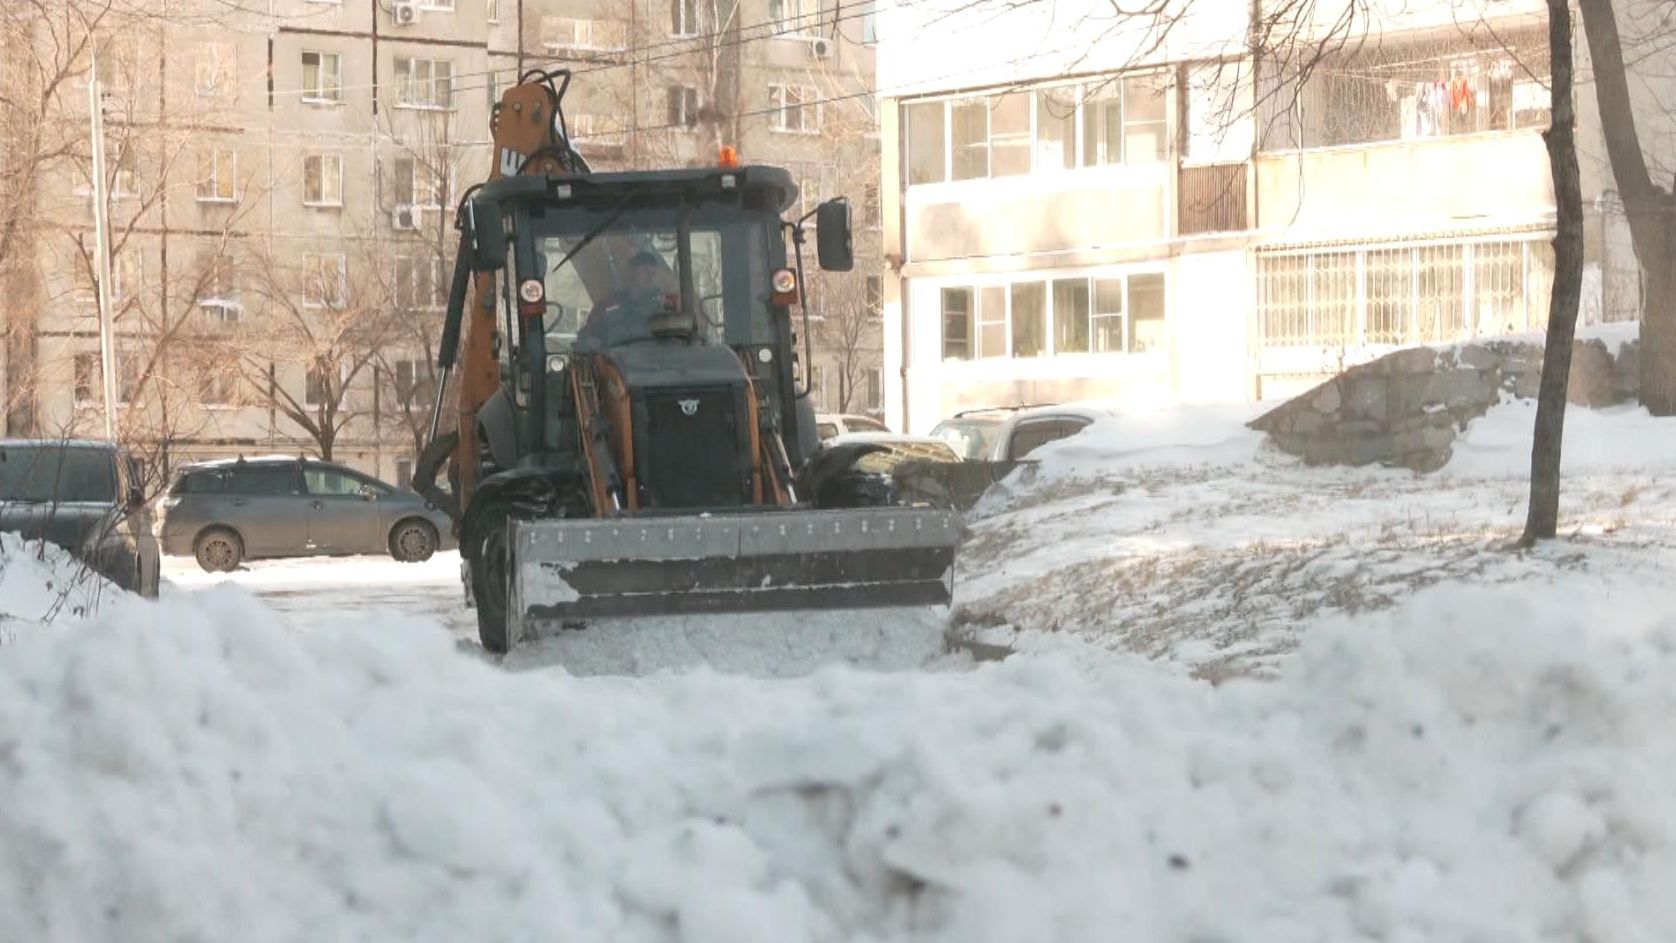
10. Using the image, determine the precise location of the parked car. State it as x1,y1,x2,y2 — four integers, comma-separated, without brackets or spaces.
160,457,455,572
928,403,1109,462
814,413,890,441
798,433,964,508
0,439,161,597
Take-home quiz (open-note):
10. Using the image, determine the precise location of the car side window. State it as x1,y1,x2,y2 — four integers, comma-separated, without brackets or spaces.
1007,420,1065,460
304,468,364,496
229,466,301,495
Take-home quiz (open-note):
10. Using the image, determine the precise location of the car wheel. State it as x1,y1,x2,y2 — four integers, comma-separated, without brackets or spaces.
193,528,243,573
389,518,438,563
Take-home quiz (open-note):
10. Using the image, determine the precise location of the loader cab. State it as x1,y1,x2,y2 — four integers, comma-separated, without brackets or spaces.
473,167,823,471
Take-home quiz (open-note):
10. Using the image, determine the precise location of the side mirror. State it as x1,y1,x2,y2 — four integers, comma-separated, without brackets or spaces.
466,198,507,272
815,198,854,272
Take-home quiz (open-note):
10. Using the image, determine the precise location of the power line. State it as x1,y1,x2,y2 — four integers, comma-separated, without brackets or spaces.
260,1,888,102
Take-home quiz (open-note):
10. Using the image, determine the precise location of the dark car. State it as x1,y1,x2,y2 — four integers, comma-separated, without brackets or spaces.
159,457,455,572
0,439,161,597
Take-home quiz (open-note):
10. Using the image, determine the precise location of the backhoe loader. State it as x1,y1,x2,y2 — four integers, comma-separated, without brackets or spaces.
411,71,961,670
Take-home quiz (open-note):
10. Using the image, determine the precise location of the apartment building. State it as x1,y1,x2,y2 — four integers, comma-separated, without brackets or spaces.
2,0,883,486
876,0,1670,434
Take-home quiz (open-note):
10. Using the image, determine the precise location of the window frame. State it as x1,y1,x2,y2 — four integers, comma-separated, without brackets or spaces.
393,56,455,110
668,85,700,130
195,42,237,100
302,252,348,309
302,153,344,207
301,50,343,105
769,0,823,36
196,147,237,203
934,267,1168,362
769,84,823,134
671,0,698,36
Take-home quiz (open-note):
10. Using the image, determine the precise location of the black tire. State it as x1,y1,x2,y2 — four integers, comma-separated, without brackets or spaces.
193,528,243,573
468,508,512,654
388,518,438,563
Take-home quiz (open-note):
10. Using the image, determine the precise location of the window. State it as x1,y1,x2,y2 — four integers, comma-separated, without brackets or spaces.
392,358,429,406
787,161,837,216
770,85,821,133
229,466,301,496
862,0,878,44
977,285,1006,358
396,458,414,490
303,254,347,309
1122,74,1169,164
196,42,236,99
394,57,453,109
301,51,342,103
668,86,700,130
905,103,946,187
863,183,880,228
1036,87,1076,170
542,17,628,53
305,367,330,406
197,256,240,322
1052,278,1090,354
395,256,445,309
1128,273,1166,352
96,35,140,96
197,361,240,406
1010,282,1046,358
989,93,1031,177
571,113,628,151
486,0,499,21
865,275,882,314
769,0,821,33
109,251,141,305
303,154,343,206
196,147,236,201
950,100,987,180
419,0,454,9
393,157,446,209
112,146,139,197
938,272,1165,360
672,0,697,36
304,467,365,496
941,287,971,360
74,353,99,405
1008,420,1065,460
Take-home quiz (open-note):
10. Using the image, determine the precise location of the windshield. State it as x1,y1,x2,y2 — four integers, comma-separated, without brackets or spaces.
531,204,774,355
0,445,116,503
929,418,1000,460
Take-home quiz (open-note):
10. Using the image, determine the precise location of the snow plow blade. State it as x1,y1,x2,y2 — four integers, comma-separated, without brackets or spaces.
509,507,960,628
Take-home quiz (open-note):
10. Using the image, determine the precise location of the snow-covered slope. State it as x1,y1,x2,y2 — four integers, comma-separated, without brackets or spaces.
2,582,1676,941
957,400,1676,678
0,533,120,643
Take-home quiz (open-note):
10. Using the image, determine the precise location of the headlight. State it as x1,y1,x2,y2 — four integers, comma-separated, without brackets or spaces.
547,354,566,374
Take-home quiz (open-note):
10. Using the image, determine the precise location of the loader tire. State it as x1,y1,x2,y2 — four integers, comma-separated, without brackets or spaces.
468,507,513,654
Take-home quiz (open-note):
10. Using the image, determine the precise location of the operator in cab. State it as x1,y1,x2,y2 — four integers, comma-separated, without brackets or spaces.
577,249,679,348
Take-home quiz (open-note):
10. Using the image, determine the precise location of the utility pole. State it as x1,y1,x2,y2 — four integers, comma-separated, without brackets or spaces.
88,51,120,441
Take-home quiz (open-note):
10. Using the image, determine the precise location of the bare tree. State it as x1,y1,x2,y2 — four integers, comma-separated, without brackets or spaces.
240,241,398,462
1521,0,1587,545
810,271,882,413
1577,0,1676,415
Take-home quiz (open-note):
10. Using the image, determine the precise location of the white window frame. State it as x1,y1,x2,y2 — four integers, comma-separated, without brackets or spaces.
302,253,348,309
393,56,454,110
668,85,700,130
671,0,698,36
770,0,822,36
394,255,446,310
301,50,343,104
418,0,455,9
486,0,499,22
393,156,449,211
935,266,1168,362
73,352,101,406
769,84,822,134
196,147,237,203
302,153,344,207
197,258,241,323
542,16,628,53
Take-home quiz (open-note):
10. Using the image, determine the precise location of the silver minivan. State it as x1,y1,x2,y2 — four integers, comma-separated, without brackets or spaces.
159,457,454,571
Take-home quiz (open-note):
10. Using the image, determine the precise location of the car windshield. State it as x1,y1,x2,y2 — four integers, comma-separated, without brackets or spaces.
0,445,116,503
929,418,1001,460
530,203,774,355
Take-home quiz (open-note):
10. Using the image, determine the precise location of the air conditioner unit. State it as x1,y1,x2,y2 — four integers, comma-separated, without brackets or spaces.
809,37,833,60
392,1,419,26
392,205,419,230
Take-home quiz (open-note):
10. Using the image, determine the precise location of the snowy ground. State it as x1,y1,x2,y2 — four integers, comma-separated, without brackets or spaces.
5,394,1676,939
954,398,1676,679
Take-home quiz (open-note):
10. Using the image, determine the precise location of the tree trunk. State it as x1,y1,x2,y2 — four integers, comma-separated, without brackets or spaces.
1577,0,1676,414
1522,0,1587,546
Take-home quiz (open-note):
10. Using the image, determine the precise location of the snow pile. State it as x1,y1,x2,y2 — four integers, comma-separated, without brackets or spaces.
0,533,119,642
3,585,1676,940
1443,399,1676,478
